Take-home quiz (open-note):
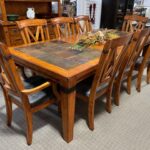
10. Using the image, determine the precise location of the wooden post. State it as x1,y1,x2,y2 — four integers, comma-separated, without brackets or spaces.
0,0,7,21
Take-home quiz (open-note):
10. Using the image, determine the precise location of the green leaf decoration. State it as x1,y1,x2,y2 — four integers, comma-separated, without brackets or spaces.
71,29,120,51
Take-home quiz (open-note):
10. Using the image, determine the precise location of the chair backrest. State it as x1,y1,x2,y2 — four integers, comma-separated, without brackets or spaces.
115,28,150,85
122,15,148,32
74,15,92,34
51,17,75,39
90,33,133,98
0,42,24,93
126,28,150,68
16,19,50,44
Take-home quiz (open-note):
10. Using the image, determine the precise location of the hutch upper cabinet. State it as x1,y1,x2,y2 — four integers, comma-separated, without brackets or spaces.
101,0,134,29
0,0,61,46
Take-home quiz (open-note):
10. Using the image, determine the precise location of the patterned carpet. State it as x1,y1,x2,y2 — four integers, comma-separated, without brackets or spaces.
0,74,150,150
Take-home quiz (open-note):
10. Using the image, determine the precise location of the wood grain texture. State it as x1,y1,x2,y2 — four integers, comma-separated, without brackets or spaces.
9,31,129,143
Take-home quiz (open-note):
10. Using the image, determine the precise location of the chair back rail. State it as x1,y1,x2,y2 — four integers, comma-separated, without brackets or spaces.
51,17,75,38
127,28,150,68
16,19,50,44
116,29,150,77
122,15,148,32
0,43,24,92
74,15,92,34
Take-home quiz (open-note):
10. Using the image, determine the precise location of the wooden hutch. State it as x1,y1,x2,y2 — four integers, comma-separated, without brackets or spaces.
0,0,61,46
101,0,134,29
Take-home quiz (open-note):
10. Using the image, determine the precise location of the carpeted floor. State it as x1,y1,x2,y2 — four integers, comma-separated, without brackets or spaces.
0,74,150,150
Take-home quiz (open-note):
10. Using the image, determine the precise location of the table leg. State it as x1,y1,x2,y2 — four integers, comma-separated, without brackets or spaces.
60,89,76,143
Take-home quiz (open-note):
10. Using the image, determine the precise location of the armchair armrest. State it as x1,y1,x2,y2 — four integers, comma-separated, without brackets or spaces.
1,72,10,86
21,81,51,95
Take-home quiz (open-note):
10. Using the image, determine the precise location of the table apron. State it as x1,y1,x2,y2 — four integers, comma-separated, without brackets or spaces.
14,56,97,90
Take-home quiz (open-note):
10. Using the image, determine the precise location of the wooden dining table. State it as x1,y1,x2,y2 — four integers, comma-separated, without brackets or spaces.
9,32,124,143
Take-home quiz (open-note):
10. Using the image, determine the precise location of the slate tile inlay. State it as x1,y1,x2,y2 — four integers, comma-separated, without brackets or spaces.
15,40,102,69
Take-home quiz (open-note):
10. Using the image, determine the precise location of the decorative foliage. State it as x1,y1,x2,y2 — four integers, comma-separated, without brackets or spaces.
71,29,120,51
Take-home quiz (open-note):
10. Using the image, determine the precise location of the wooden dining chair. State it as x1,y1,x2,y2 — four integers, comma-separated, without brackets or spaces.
135,28,150,88
114,28,150,106
144,38,150,84
50,17,75,39
16,19,50,78
74,15,92,34
134,38,150,92
76,33,133,130
125,28,150,93
0,42,57,145
122,14,150,92
122,15,148,32
16,19,50,44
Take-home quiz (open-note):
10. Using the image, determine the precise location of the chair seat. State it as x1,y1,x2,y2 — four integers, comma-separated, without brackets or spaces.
9,76,54,107
134,56,150,70
76,76,108,97
115,67,130,78
135,56,144,66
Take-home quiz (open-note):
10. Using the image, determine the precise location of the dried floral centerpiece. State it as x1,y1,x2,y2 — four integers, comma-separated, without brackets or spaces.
71,29,120,51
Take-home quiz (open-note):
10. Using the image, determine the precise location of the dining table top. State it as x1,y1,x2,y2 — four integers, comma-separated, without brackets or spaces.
13,40,102,73
9,30,127,86
9,34,105,88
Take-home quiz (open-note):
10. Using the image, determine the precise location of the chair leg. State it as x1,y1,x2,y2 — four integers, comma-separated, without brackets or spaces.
136,77,142,93
6,99,12,127
52,83,61,113
127,72,132,95
105,87,113,113
147,65,150,84
105,98,112,113
88,98,95,130
136,66,145,93
114,79,122,106
24,110,33,145
58,102,61,114
3,88,12,126
143,45,150,85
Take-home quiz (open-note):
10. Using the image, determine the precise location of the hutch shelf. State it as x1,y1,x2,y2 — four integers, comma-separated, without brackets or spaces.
0,0,61,46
